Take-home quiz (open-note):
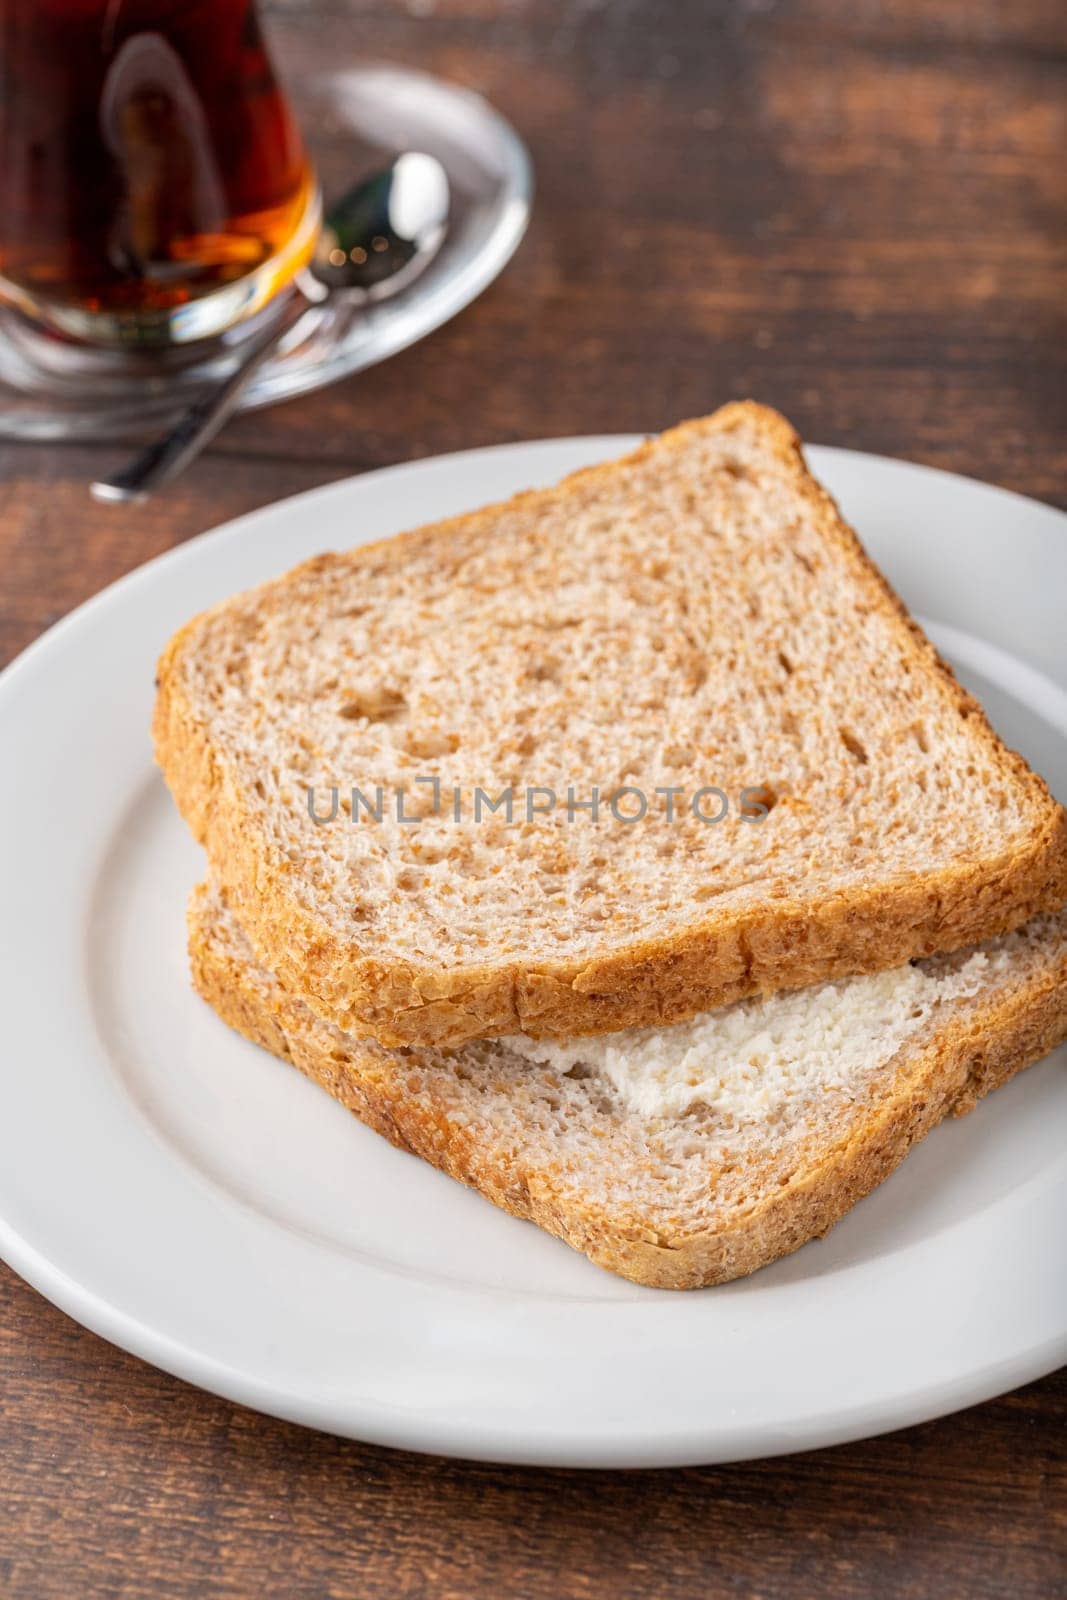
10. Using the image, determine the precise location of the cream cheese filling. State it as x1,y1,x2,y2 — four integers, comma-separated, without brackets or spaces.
505,952,998,1120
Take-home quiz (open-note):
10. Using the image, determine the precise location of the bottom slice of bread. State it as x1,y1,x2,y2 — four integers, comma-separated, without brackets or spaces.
189,883,1067,1289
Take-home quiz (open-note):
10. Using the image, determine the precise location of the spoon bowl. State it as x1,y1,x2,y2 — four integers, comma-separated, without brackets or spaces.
311,152,450,293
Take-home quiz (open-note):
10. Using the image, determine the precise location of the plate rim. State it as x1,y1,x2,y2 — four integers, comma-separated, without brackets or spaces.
1,1211,1064,1470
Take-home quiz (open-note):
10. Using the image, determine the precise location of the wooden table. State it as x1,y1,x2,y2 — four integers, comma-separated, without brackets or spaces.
1,3,1064,1594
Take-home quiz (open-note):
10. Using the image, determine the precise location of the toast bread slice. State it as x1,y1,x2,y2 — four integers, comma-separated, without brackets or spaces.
189,883,1067,1289
158,403,1067,1047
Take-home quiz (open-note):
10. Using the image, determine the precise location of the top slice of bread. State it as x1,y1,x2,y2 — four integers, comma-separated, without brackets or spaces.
155,402,1067,1047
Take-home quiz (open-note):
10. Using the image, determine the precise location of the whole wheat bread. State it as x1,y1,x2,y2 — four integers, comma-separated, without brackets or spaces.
157,403,1067,1048
190,883,1067,1289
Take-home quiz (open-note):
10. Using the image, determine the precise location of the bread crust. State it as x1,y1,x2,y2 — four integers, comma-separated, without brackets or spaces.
156,402,1067,1048
188,884,1067,1290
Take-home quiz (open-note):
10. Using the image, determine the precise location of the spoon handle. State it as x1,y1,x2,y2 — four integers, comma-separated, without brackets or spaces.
90,291,313,504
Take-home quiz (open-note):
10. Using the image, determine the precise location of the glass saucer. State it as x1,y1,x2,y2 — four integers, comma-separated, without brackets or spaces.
0,65,532,442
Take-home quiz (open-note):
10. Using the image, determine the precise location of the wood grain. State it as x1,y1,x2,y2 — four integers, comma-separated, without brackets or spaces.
0,2,1064,1595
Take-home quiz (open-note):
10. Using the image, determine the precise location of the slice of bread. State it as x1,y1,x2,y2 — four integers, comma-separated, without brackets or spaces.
157,403,1067,1047
189,882,1067,1289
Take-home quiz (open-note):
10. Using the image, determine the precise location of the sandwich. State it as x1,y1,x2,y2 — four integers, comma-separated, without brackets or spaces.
156,403,1067,1286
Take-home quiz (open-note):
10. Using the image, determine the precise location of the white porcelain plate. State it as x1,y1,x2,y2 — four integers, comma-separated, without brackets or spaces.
0,438,1064,1468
